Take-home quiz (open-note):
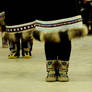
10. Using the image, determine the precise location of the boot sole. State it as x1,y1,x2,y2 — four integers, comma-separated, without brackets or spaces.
57,77,69,82
45,77,56,82
22,56,32,58
8,56,19,59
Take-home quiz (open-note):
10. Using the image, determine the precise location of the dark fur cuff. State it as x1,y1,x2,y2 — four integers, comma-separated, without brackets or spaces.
33,30,41,41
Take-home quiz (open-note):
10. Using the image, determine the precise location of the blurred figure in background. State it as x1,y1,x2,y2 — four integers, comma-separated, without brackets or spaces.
0,6,34,59
0,12,8,48
81,0,92,34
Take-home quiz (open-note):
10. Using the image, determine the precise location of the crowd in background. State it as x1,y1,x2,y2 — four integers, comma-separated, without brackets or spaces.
80,0,92,33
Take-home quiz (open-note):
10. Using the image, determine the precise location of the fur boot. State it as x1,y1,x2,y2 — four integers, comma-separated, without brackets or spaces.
8,49,19,59
57,60,69,82
8,42,19,59
22,48,32,58
46,60,57,82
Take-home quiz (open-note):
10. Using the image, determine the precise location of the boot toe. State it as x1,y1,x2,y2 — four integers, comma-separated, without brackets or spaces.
57,76,69,82
46,76,56,82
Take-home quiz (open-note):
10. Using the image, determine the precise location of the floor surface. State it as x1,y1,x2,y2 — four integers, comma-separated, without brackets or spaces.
0,33,92,92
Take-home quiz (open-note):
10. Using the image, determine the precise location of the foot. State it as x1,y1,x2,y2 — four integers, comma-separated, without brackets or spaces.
8,50,19,59
46,71,56,82
57,61,69,82
57,72,69,82
22,48,32,58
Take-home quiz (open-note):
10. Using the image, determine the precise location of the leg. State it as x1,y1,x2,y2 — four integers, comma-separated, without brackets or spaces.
45,42,57,60
15,33,21,57
8,41,18,59
2,37,8,48
28,38,33,56
8,33,20,59
45,42,58,82
57,40,71,82
58,60,69,82
46,60,57,82
21,38,33,58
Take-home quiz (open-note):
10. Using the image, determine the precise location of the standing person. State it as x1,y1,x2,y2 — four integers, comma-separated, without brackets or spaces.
82,0,92,33
0,3,35,59
33,0,88,82
3,22,35,59
0,12,8,48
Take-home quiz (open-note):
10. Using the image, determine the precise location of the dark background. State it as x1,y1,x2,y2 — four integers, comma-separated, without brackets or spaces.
0,0,82,25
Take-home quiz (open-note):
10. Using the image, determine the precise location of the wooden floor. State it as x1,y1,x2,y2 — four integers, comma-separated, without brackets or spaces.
0,33,92,92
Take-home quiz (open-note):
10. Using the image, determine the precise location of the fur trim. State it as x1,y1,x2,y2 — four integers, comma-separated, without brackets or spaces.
40,31,61,42
2,28,35,41
33,25,88,42
2,32,16,41
67,25,88,40
22,28,34,39
33,30,61,42
33,30,42,41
